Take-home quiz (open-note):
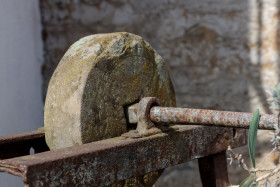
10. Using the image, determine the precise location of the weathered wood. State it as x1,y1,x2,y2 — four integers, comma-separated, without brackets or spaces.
198,151,229,187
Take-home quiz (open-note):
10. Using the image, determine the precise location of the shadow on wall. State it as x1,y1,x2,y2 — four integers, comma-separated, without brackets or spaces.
39,0,280,186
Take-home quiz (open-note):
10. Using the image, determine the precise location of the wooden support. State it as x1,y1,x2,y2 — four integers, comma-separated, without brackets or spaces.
198,151,229,187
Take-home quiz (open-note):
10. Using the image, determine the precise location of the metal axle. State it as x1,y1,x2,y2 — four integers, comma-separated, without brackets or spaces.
126,98,278,130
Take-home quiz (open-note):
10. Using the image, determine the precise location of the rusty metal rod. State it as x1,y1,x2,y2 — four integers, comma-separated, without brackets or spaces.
127,104,278,130
150,107,277,130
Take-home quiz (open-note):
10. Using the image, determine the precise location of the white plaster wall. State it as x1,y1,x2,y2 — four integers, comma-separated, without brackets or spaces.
0,0,43,186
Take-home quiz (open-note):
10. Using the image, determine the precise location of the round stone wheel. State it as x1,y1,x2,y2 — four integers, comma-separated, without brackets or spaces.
45,32,176,150
44,32,176,186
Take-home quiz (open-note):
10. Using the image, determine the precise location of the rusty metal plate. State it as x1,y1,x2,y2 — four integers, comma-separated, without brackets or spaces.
0,125,245,186
0,130,49,160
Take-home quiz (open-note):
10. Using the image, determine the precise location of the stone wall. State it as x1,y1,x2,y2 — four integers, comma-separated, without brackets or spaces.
39,0,280,185
40,0,280,113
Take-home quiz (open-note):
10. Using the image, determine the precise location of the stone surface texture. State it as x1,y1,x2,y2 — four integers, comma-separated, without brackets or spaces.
40,0,280,186
44,32,175,150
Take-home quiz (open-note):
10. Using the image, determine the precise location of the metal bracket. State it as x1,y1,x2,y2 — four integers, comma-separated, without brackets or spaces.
122,97,178,138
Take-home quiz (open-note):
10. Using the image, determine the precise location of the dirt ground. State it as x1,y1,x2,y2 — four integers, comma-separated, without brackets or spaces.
156,130,277,187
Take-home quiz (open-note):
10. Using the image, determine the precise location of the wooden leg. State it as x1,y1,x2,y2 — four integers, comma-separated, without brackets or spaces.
198,151,229,187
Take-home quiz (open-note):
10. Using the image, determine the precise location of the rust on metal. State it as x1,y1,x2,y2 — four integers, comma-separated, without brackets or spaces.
0,130,49,160
136,97,160,134
126,97,277,130
0,125,245,187
150,107,277,130
124,97,276,138
122,97,177,138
